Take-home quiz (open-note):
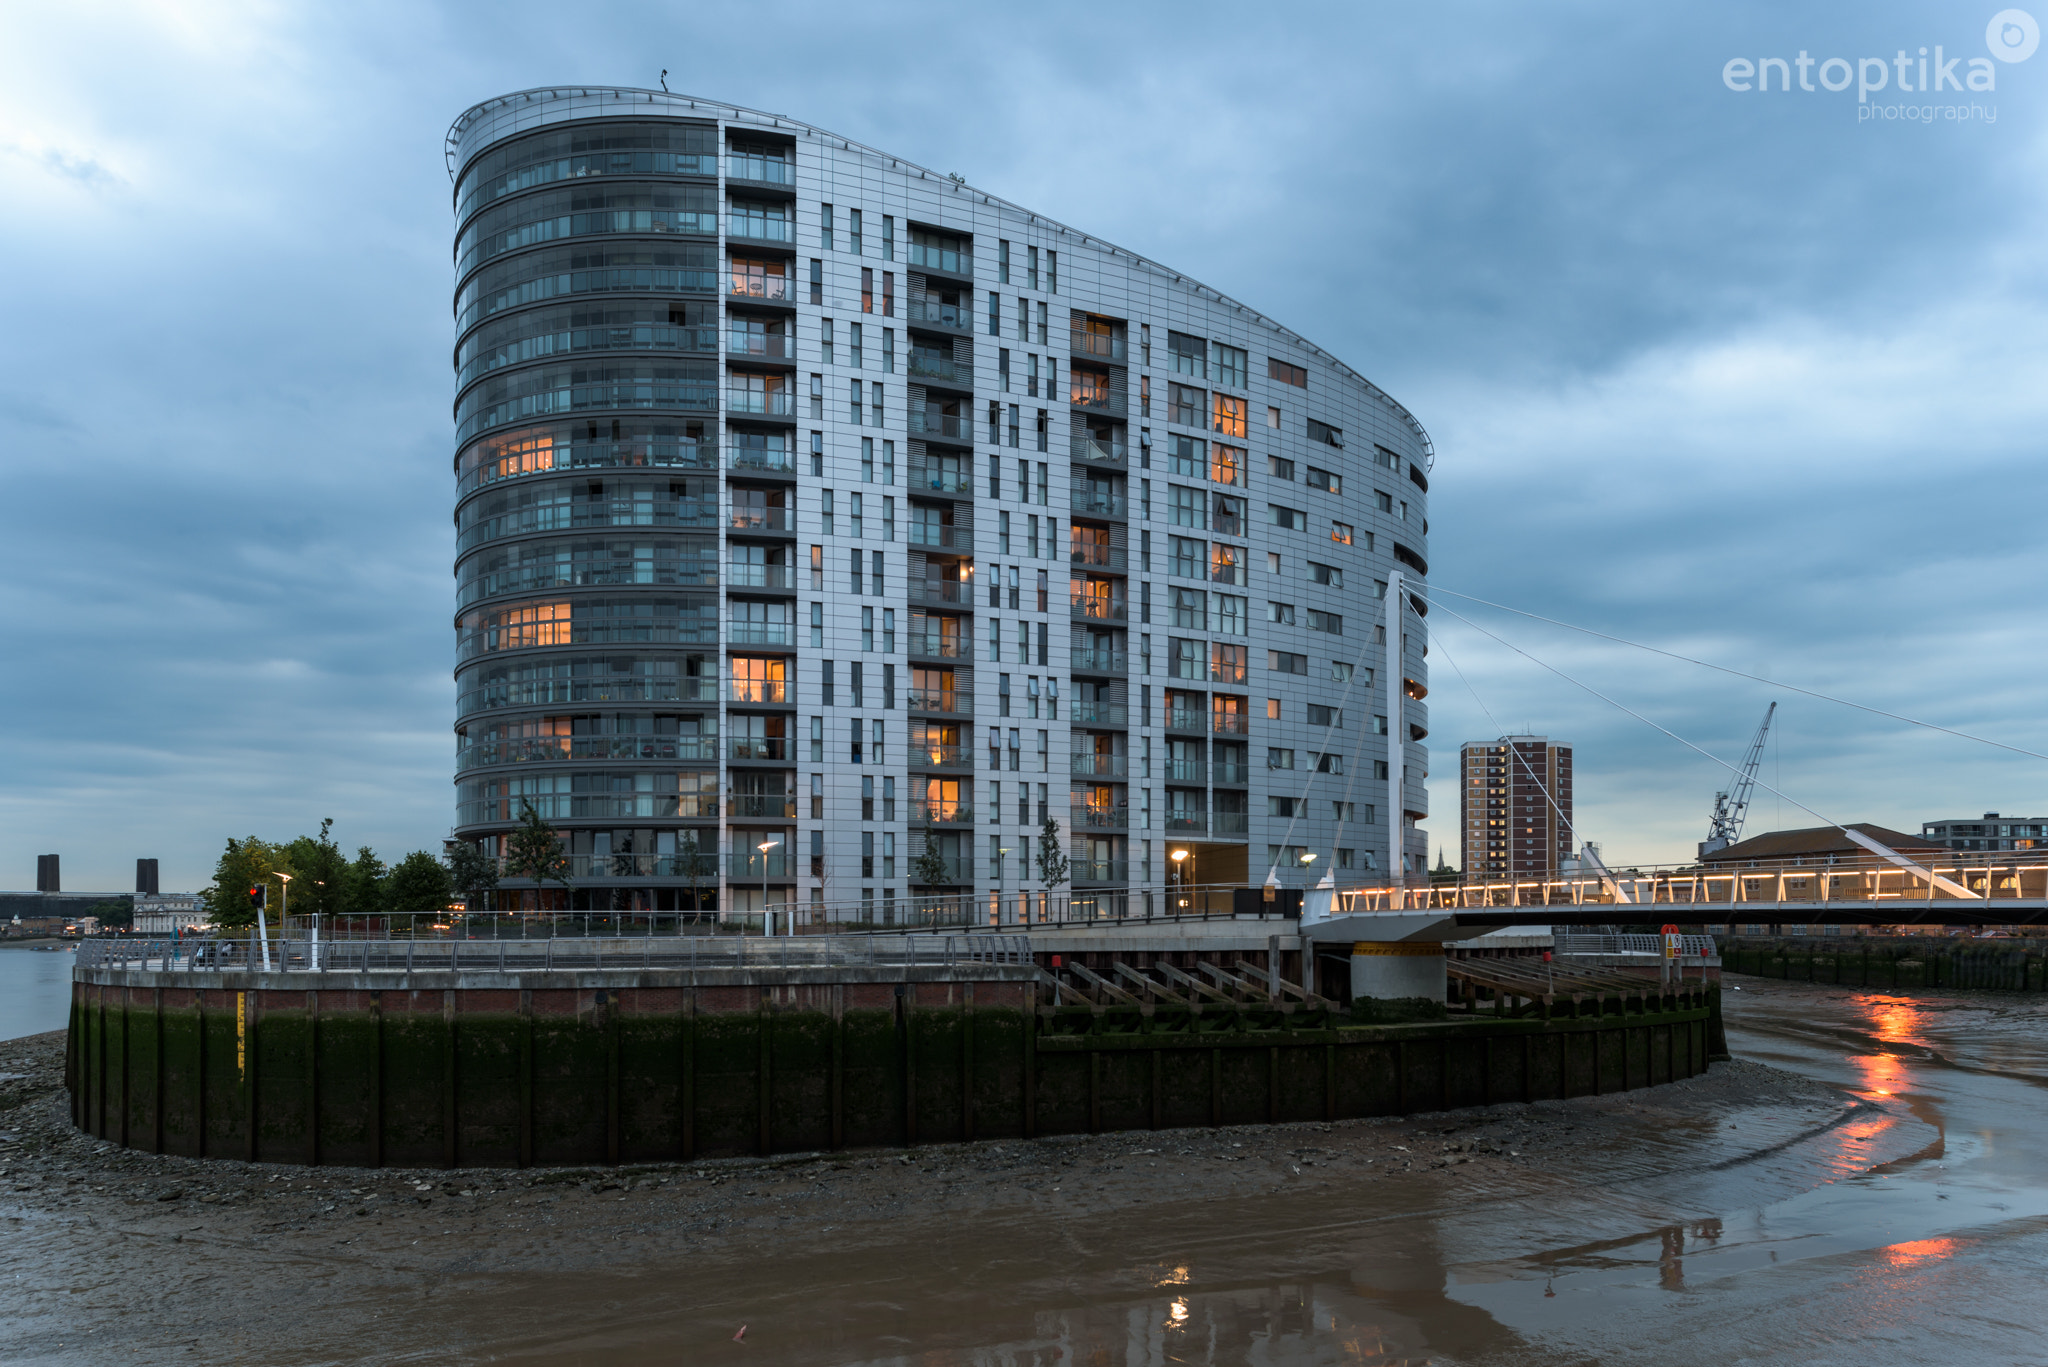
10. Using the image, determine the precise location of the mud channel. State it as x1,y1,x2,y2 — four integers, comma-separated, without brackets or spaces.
5,977,2045,1364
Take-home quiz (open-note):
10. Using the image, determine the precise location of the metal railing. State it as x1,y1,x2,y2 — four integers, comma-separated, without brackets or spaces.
727,623,795,646
1212,813,1249,836
727,564,795,589
908,634,967,659
727,333,795,360
1213,711,1250,735
908,353,967,384
729,274,794,302
907,689,971,715
1071,484,1127,517
906,297,972,332
727,155,794,186
727,390,796,417
1073,700,1127,726
729,679,787,704
909,410,970,440
1071,752,1128,778
1070,543,1125,569
1070,648,1127,673
908,579,971,605
727,795,796,818
1165,759,1207,783
729,449,797,474
1071,805,1129,830
1073,438,1127,467
1070,593,1126,621
1069,330,1127,362
911,465,973,494
1164,813,1207,834
1166,708,1206,732
730,506,793,529
729,737,791,761
910,744,972,769
908,523,971,551
914,801,974,825
1558,933,1720,957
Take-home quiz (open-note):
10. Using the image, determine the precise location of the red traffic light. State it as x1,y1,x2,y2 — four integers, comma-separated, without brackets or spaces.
247,885,266,909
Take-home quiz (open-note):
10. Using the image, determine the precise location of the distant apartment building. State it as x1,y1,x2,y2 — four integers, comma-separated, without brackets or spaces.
1922,813,2048,852
1460,736,1572,879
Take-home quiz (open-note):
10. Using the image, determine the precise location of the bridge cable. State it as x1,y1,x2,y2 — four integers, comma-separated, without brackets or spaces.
1428,585,2048,764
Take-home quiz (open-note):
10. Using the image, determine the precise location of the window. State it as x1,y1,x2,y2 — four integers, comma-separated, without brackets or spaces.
1140,375,1151,418
1168,331,1206,378
1212,343,1247,388
998,240,1010,283
810,427,823,473
1209,642,1246,683
1169,536,1203,578
861,267,873,313
998,348,1011,392
1331,521,1353,545
1026,244,1038,289
1169,485,1205,529
1306,704,1341,728
849,325,864,370
908,228,967,275
1267,406,1282,429
820,488,834,535
1171,586,1205,629
1169,637,1203,680
1210,444,1243,486
1376,490,1394,513
821,203,834,251
1267,748,1296,770
1268,796,1295,817
1211,594,1248,636
809,258,823,305
810,544,824,590
1268,357,1307,388
1315,753,1343,775
1333,802,1353,823
1268,456,1295,482
1331,661,1353,683
882,327,894,371
1169,434,1203,477
1036,300,1049,343
1268,650,1307,675
1374,445,1402,472
882,215,895,261
809,600,824,646
987,291,1000,336
848,208,862,255
1210,542,1246,586
1266,697,1281,719
872,382,884,427
810,715,824,762
1308,561,1342,588
1267,601,1295,625
1268,504,1306,531
1210,492,1245,537
1305,466,1340,494
1307,609,1342,635
1168,383,1203,426
1306,418,1343,448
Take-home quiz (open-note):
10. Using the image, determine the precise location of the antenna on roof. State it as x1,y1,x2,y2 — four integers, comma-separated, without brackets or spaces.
658,69,669,92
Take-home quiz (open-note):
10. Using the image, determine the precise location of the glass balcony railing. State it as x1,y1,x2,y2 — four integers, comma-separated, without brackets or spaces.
908,353,967,384
727,564,794,590
727,389,795,417
1071,753,1128,778
727,155,794,186
906,297,972,332
1069,543,1125,570
910,855,972,885
1072,700,1127,726
729,448,796,474
727,623,794,647
909,579,970,605
1069,330,1127,362
728,215,795,244
915,801,974,825
1071,485,1127,518
729,273,794,302
729,679,788,704
1212,813,1250,836
1165,813,1207,834
910,745,972,769
1212,711,1250,736
729,737,790,762
730,506,792,530
728,852,796,880
1070,594,1127,622
1070,648,1128,674
913,466,973,494
908,634,967,659
457,735,720,768
1071,806,1129,830
1069,383,1115,411
1073,437,1128,467
1213,762,1249,785
1167,709,1206,732
727,333,794,360
1074,859,1130,883
908,523,970,551
909,410,970,441
727,795,797,819
907,689,970,716
1166,759,1208,783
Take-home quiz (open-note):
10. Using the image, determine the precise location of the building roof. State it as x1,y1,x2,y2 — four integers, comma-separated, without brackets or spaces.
1699,823,1948,865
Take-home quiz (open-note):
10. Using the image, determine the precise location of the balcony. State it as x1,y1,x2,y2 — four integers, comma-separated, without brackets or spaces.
907,689,971,716
1165,759,1208,783
727,154,794,186
727,623,794,647
1213,762,1249,785
727,389,795,418
1069,593,1127,623
1069,330,1127,363
1072,699,1127,726
729,852,796,881
909,410,971,442
1071,753,1128,778
1212,711,1250,736
1212,813,1249,837
908,634,967,659
728,274,794,303
1069,543,1125,571
908,579,971,606
1070,648,1127,674
910,745,973,770
906,297,973,333
727,564,795,590
727,333,794,361
915,801,975,825
1069,380,1117,413
457,735,721,768
728,214,795,245
729,449,796,475
908,353,968,386
910,855,972,886
1071,805,1129,830
908,523,970,551
729,679,788,704
727,795,797,819
730,507,792,532
1167,709,1206,733
1071,484,1127,518
912,465,973,495
1073,437,1127,468
1074,859,1130,884
1164,813,1207,835
729,737,790,762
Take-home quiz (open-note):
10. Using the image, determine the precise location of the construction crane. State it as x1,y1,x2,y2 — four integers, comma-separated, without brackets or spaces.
1698,701,1776,858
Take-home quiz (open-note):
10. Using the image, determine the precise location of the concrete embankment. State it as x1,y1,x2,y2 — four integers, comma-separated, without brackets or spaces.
1725,936,2048,992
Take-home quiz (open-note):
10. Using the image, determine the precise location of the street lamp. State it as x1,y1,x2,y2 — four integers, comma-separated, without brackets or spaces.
757,839,782,936
1172,848,1189,910
998,847,1012,926
263,872,291,971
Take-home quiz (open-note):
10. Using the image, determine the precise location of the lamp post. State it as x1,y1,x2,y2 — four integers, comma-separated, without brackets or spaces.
265,872,290,972
998,846,1012,926
1172,848,1189,911
757,839,782,936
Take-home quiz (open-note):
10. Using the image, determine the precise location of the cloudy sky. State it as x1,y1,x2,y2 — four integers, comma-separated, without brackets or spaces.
3,0,2044,891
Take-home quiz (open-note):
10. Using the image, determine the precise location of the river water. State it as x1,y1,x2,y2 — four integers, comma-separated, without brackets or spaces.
0,945,75,1042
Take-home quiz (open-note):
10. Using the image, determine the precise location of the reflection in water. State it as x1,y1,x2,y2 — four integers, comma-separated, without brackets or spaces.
1881,1236,1959,1270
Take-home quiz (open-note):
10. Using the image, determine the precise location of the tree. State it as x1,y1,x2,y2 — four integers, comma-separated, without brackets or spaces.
204,837,292,931
1037,813,1069,889
912,817,954,887
677,829,708,911
445,839,499,914
503,801,572,908
284,818,349,922
85,897,133,930
386,851,454,917
340,846,388,921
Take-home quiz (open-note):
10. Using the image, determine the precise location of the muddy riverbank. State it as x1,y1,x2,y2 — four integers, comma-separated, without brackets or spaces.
1,1019,1883,1364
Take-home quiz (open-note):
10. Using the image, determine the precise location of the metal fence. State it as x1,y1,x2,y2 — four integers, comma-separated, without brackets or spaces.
76,934,1034,976
1556,933,1719,958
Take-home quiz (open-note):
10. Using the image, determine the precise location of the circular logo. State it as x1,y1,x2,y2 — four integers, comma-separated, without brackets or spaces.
1987,8,2039,61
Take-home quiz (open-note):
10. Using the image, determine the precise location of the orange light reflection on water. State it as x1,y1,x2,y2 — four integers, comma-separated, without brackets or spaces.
1850,996,1928,1101
1881,1236,1958,1269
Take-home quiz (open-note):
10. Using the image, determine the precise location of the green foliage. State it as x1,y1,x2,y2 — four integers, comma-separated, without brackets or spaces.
912,817,953,887
204,837,293,931
341,846,388,920
282,818,348,921
386,851,454,917
1037,814,1069,888
445,839,499,911
503,802,571,907
85,897,133,929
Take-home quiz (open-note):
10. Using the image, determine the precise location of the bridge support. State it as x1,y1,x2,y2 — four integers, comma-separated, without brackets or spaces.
1352,941,1446,1002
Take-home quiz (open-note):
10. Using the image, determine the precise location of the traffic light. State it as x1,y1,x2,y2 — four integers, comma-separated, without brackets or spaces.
247,885,266,912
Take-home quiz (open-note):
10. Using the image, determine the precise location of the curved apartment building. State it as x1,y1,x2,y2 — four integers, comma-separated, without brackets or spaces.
446,88,1432,916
